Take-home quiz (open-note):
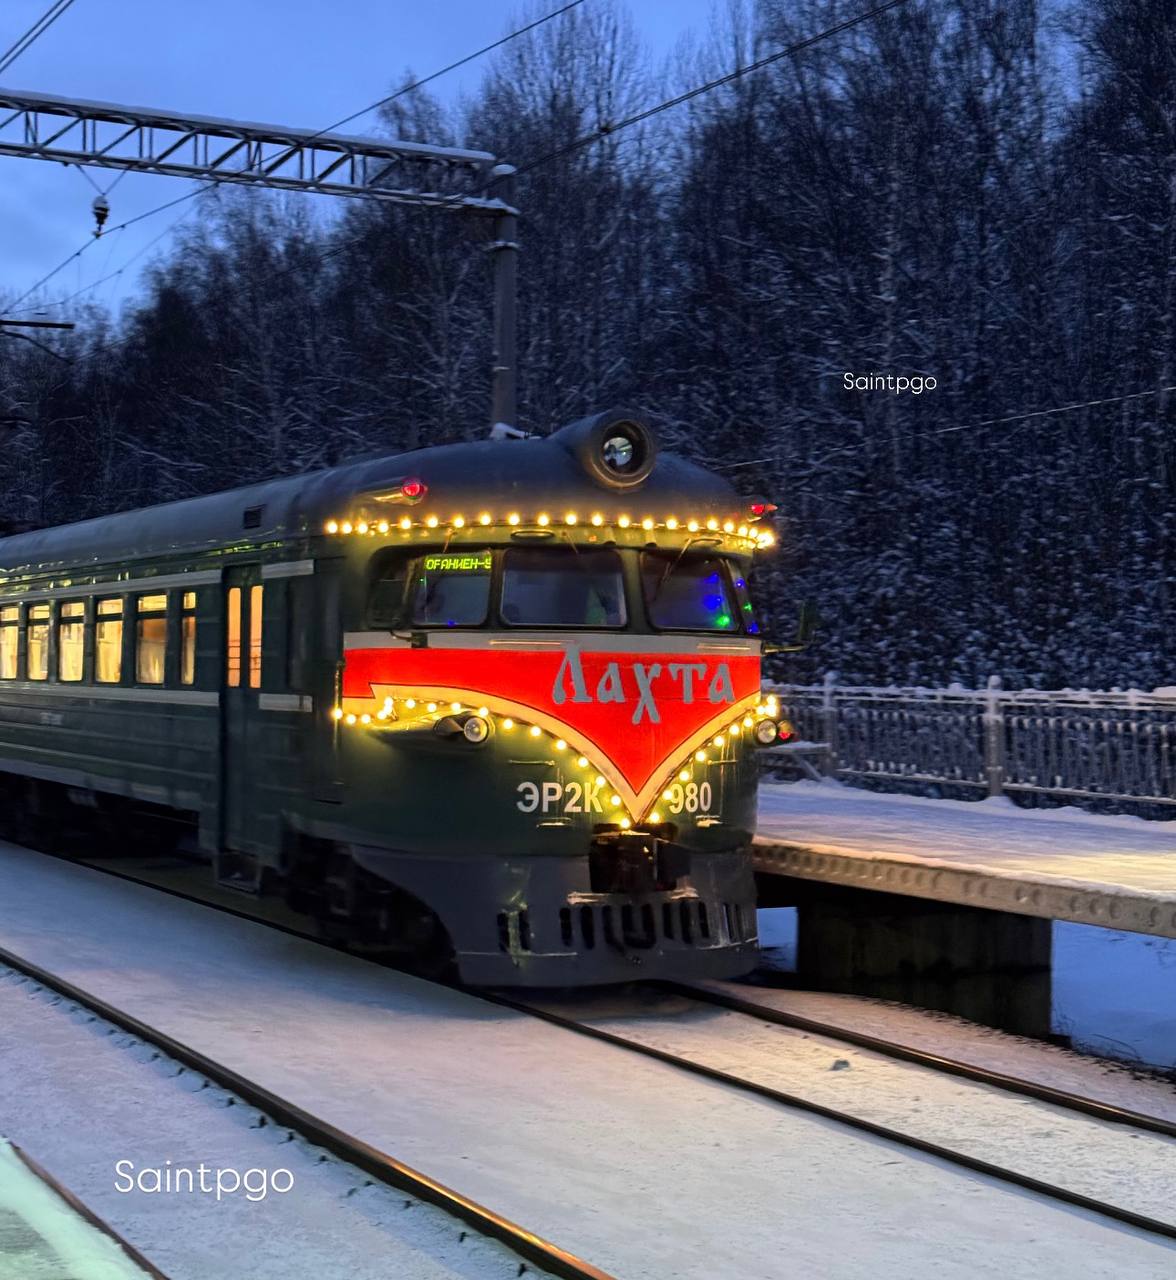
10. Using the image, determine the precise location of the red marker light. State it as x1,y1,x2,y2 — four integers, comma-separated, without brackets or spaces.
401,478,427,500
750,501,778,518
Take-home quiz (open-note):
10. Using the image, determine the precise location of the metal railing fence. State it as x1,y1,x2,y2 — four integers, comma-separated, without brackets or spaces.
768,674,1176,808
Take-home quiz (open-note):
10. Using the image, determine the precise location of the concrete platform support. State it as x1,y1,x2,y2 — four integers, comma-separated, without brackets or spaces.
761,877,1053,1038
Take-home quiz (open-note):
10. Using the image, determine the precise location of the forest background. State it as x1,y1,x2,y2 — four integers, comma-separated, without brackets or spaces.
1,0,1173,690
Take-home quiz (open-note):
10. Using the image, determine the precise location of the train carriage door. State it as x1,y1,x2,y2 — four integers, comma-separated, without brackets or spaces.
219,565,264,882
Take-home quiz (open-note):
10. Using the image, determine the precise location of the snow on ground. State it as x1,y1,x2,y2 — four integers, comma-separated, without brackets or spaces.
0,967,559,1280
1,845,1175,1279
526,984,1176,1225
0,1138,151,1280
757,780,1176,899
1054,925,1176,1070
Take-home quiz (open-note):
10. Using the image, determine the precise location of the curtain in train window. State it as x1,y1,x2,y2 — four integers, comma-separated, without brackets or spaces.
248,585,263,689
58,601,85,681
96,598,122,683
136,594,167,685
181,591,197,686
0,606,17,679
26,604,49,680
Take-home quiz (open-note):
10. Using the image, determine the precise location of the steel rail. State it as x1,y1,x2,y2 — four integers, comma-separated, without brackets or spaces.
0,941,616,1280
482,990,1176,1246
660,981,1176,1140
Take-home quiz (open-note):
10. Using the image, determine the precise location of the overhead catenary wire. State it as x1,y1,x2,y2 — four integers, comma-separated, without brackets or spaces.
0,0,78,76
3,0,587,319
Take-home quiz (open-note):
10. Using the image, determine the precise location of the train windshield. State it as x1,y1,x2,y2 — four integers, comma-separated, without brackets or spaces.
501,547,626,627
411,551,492,627
641,552,740,631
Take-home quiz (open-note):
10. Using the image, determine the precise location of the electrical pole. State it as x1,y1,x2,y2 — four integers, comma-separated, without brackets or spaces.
0,87,519,426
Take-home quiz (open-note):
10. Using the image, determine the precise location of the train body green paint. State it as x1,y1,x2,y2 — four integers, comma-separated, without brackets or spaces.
0,410,777,983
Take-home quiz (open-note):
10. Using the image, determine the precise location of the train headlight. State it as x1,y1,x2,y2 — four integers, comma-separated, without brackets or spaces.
754,718,779,746
462,715,491,744
602,434,634,472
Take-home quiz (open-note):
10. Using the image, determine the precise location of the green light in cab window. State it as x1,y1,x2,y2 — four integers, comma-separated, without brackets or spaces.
716,613,733,628
423,552,492,573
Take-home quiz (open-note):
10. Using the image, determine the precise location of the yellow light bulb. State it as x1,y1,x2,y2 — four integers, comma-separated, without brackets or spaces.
737,525,748,537
761,532,776,547
399,516,412,530
360,713,371,725
477,706,489,717
723,520,735,533
743,715,753,727
405,698,417,709
662,789,674,800
706,517,719,531
537,513,550,526
695,750,707,763
565,513,577,525
345,713,357,725
529,724,542,737
730,722,742,734
687,519,699,532
713,734,725,747
679,770,690,783
453,515,465,528
555,739,567,750
577,756,589,768
325,520,339,534
377,520,390,534
341,521,353,535
508,513,520,526
479,513,492,526
620,817,632,829
594,775,606,788
590,513,604,526
425,515,439,529
618,515,631,528
666,517,679,530
331,707,344,720
641,517,654,531
502,718,515,730
450,702,462,713
650,811,661,824
356,521,369,535
427,702,438,713
610,794,622,807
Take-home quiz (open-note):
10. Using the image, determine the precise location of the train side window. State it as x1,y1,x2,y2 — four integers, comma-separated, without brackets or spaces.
249,585,263,688
26,604,50,680
226,587,242,687
136,593,168,685
58,601,85,681
181,591,197,685
366,550,412,628
96,598,123,683
0,606,17,679
411,551,491,628
501,547,626,627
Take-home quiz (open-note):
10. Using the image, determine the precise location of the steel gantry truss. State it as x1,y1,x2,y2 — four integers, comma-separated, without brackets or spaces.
0,87,519,424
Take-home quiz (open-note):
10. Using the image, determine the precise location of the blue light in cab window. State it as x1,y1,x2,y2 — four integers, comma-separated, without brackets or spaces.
704,594,722,609
748,622,760,634
735,578,746,589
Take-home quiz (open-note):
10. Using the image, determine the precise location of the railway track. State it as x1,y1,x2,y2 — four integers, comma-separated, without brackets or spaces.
15,845,1176,1251
0,941,615,1280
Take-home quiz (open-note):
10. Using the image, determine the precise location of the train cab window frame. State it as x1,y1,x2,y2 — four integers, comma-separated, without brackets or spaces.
410,549,493,629
729,570,761,636
26,604,50,680
0,605,17,680
136,593,168,686
57,600,85,682
96,597,123,683
499,546,627,629
181,590,197,686
640,552,742,633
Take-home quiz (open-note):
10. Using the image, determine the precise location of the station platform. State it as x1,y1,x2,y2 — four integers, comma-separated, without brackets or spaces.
755,781,1176,939
0,1138,159,1279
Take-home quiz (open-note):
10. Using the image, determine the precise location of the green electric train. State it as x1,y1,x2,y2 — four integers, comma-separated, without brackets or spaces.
0,409,790,984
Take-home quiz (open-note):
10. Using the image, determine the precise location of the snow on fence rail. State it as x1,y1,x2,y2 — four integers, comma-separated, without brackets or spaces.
767,674,1176,807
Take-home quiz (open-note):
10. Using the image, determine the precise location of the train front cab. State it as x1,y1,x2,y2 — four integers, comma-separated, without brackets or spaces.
335,532,782,986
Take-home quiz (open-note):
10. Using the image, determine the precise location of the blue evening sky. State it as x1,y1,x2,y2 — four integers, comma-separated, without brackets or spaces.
0,0,717,319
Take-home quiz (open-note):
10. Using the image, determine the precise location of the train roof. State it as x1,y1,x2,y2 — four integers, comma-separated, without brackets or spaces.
0,409,764,577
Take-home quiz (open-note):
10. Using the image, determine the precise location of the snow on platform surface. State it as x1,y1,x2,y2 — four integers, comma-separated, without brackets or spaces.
0,1137,152,1280
757,781,1176,898
1,843,1175,1279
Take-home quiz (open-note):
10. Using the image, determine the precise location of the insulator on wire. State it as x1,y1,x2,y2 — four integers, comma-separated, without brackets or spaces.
91,194,109,238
